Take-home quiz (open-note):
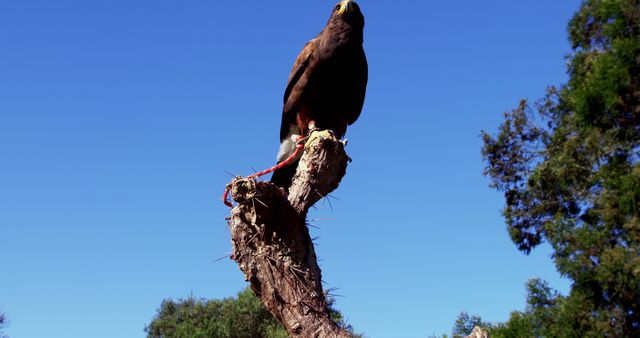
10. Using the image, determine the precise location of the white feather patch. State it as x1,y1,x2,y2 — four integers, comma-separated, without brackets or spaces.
277,126,301,163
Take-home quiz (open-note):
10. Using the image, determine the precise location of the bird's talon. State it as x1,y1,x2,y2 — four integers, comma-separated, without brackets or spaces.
308,126,321,134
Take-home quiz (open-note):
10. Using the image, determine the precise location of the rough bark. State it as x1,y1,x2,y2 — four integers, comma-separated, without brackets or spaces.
227,130,352,338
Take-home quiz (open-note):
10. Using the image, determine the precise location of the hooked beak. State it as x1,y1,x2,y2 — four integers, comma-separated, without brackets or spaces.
338,0,356,14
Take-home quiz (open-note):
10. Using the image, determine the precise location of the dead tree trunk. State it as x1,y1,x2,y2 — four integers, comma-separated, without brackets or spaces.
227,131,352,338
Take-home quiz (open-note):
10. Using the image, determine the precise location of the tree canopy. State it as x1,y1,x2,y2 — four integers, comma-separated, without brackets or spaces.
145,288,286,338
145,288,357,338
481,0,640,336
452,312,491,337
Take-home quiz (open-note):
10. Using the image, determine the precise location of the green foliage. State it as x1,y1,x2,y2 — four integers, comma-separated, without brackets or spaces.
145,287,358,338
481,0,640,336
457,279,605,337
489,279,563,338
145,288,287,338
452,312,492,337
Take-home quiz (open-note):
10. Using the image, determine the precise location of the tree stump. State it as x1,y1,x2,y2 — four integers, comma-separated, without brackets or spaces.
227,130,352,338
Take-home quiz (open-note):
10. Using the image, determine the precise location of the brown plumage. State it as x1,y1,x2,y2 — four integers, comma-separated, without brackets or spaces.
271,0,368,189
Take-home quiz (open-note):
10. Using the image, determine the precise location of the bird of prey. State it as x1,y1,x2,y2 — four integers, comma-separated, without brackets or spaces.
270,0,368,189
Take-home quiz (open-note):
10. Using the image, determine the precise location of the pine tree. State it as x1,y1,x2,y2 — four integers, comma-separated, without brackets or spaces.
482,0,640,336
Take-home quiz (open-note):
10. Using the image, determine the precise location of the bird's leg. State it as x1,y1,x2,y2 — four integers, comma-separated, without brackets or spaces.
303,121,339,149
293,121,321,146
307,121,320,134
289,121,339,154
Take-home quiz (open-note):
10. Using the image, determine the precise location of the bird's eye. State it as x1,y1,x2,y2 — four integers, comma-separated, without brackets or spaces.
335,4,341,11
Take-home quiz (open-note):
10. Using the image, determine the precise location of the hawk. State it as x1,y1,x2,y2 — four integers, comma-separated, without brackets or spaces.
270,0,368,189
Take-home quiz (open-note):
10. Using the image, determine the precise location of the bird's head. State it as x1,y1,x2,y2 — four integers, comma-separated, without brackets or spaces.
330,0,364,27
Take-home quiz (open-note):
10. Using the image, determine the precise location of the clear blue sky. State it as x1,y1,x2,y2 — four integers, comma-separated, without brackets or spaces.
1,1,580,337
